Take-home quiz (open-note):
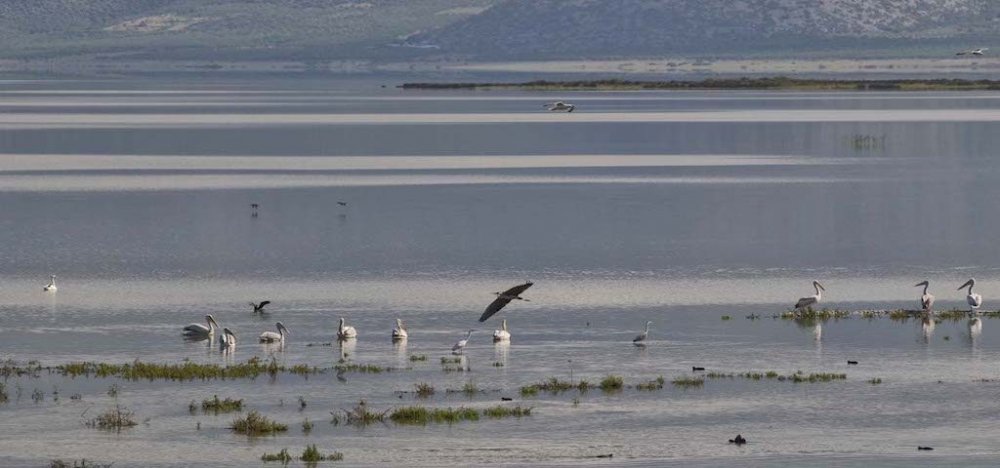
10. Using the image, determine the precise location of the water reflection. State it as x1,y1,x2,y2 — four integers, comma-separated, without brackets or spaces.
493,341,510,369
338,338,357,360
921,316,936,343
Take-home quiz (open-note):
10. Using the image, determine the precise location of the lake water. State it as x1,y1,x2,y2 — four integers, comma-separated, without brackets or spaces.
2,79,1000,467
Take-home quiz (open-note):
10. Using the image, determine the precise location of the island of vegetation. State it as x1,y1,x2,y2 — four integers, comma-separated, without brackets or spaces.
399,77,1000,91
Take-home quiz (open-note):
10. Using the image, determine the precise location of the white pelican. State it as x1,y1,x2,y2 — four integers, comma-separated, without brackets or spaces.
479,282,533,322
633,321,652,344
958,278,982,311
250,301,271,313
43,275,57,292
915,281,934,311
259,322,289,343
183,314,220,339
544,101,575,112
493,319,511,342
794,281,825,311
452,329,474,353
956,48,988,56
392,318,408,341
220,327,237,349
337,317,357,340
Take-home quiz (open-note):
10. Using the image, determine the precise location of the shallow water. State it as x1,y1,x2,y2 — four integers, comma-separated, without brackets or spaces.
1,80,1000,466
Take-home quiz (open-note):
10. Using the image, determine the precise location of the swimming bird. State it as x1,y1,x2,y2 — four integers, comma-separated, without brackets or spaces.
544,101,575,112
956,48,988,56
259,322,289,343
633,321,652,344
493,319,511,342
250,300,271,313
958,278,982,311
392,318,408,341
479,282,534,322
452,330,474,353
220,327,237,349
43,275,57,292
794,281,825,311
337,201,348,207
915,281,934,311
337,317,357,340
183,314,220,339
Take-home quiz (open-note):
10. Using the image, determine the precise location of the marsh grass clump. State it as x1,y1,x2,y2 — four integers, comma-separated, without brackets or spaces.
599,375,624,393
482,405,532,418
409,355,427,362
334,363,387,374
332,401,388,426
635,376,665,391
49,460,112,468
868,377,883,385
261,448,293,464
302,418,313,434
520,385,539,397
201,395,244,414
31,388,44,403
671,377,705,388
0,383,8,404
288,364,321,377
441,357,462,365
87,404,138,431
300,444,343,462
492,361,504,367
791,372,846,383
721,315,732,321
231,411,288,436
935,309,967,321
389,406,480,425
414,383,435,398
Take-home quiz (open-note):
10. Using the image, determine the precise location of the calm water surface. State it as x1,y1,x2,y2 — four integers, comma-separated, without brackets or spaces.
1,79,1000,467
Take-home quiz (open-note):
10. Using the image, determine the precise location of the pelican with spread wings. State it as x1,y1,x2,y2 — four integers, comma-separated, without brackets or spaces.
479,282,533,322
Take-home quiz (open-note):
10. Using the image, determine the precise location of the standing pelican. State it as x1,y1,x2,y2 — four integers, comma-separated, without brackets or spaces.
392,318,408,341
633,321,652,344
915,281,934,311
183,314,220,339
338,317,357,340
794,281,825,311
958,279,982,311
479,282,533,322
452,330,474,353
259,322,289,343
43,275,57,292
493,319,511,342
220,327,237,349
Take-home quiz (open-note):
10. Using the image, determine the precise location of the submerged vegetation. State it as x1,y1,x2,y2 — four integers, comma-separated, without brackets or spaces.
200,395,244,413
599,375,624,392
414,382,435,398
262,446,343,464
231,411,288,436
331,401,389,426
671,377,705,388
49,460,113,468
389,406,480,425
86,404,138,431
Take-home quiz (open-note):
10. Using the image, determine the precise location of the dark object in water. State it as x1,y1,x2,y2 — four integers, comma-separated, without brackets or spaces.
595,454,613,458
729,434,747,445
918,446,934,451
501,397,513,401
692,366,706,371
847,360,859,365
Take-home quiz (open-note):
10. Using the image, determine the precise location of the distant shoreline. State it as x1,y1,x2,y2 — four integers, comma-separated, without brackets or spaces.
400,77,1000,91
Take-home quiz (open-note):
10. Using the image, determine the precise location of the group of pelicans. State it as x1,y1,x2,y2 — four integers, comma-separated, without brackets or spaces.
792,278,984,312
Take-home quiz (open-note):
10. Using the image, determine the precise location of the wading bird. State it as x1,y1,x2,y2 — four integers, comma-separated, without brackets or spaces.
250,300,271,314
915,281,934,311
338,317,357,340
452,330,474,353
794,281,825,311
392,318,408,341
183,314,220,339
956,48,988,56
479,282,534,322
633,321,652,345
543,101,575,112
43,275,57,292
259,322,289,343
220,328,237,349
958,278,982,311
493,319,511,342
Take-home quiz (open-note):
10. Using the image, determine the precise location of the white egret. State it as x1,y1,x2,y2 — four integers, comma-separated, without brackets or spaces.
493,319,511,342
259,322,289,343
915,281,934,311
794,281,825,311
220,327,237,349
633,321,652,344
392,318,408,341
183,314,220,339
338,317,357,340
43,275,57,292
480,282,533,322
958,278,982,311
452,330,474,353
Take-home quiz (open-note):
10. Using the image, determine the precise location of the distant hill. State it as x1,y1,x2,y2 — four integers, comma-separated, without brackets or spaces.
0,0,996,63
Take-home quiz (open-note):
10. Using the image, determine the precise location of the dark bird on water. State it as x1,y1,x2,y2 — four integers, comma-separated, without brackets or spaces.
729,434,747,445
847,360,858,365
479,282,533,322
251,300,271,313
692,366,706,371
337,201,348,206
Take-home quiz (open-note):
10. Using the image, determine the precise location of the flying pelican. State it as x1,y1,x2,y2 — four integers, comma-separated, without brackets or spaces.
259,322,289,343
337,317,357,340
479,282,534,322
633,321,652,344
183,314,220,339
793,281,825,311
544,101,575,112
452,330,474,353
915,281,934,311
392,318,408,341
956,48,988,56
958,278,982,311
250,300,271,313
43,275,57,292
493,319,511,342
220,327,237,349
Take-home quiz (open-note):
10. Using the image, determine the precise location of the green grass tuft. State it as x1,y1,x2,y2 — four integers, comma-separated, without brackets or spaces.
599,375,624,392
86,404,137,431
201,395,243,413
231,411,288,436
671,377,705,388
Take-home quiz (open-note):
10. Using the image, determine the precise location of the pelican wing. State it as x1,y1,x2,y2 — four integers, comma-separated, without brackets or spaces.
183,323,209,334
922,294,934,310
259,301,271,308
794,296,817,309
479,282,533,322
259,331,281,342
